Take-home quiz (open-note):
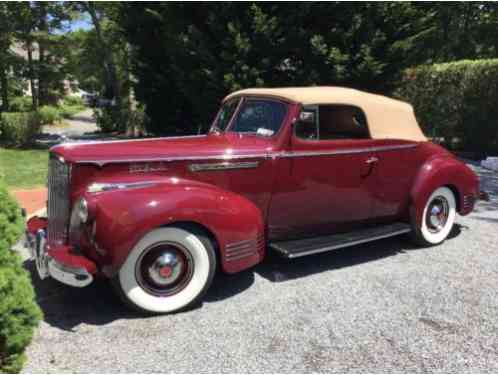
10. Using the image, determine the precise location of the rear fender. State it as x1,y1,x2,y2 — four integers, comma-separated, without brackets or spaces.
86,178,265,276
410,156,479,226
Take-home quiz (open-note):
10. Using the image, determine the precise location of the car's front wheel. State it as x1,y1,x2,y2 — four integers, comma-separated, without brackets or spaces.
113,226,216,314
411,186,457,246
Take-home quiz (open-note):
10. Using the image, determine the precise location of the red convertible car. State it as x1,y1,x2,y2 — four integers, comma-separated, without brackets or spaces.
26,87,484,314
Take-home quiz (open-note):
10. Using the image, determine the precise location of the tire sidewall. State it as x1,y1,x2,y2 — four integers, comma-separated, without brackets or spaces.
420,187,456,245
118,227,214,313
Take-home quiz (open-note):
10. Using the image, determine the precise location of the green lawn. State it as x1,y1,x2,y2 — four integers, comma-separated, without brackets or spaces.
0,148,49,189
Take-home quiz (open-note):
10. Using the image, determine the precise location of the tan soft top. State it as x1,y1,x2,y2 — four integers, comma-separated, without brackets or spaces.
224,86,426,142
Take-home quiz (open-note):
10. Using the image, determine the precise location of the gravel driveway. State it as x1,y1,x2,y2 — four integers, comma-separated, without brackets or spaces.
21,163,498,373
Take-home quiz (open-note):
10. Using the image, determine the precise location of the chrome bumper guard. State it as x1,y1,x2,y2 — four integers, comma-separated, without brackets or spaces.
26,229,93,288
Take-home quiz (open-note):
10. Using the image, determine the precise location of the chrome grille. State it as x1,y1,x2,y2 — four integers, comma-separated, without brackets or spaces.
47,155,71,245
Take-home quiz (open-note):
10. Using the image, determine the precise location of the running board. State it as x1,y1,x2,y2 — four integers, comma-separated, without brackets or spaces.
269,222,411,258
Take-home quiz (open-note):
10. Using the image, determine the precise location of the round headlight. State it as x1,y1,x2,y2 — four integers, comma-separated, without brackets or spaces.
78,198,89,223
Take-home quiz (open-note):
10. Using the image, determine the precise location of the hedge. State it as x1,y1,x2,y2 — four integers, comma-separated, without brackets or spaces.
8,97,33,113
0,181,42,373
395,59,498,154
0,112,41,147
38,106,62,125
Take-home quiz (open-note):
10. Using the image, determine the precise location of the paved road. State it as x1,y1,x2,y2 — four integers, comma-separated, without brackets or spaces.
42,109,98,138
21,163,498,373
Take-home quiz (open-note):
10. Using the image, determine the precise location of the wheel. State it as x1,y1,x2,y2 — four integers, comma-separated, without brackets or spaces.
411,186,457,246
113,226,216,314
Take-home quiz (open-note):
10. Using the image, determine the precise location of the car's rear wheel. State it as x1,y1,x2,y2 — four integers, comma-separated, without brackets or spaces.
411,186,456,246
113,226,216,314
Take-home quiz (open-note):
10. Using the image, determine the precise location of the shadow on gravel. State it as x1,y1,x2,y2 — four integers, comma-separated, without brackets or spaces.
26,225,465,330
24,260,139,332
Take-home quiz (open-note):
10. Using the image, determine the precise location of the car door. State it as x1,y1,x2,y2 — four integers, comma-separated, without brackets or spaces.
368,138,421,220
268,104,378,240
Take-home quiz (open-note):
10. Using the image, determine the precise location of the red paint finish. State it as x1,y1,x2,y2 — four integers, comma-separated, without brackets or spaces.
46,97,479,280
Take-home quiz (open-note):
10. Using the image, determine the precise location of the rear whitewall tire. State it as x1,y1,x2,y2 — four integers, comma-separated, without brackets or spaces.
412,186,457,246
114,227,216,314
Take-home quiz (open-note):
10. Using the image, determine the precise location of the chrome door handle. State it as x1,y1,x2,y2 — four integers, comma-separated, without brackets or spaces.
366,156,379,164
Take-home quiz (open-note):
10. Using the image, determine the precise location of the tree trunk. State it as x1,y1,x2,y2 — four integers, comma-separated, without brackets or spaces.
26,40,38,109
37,2,48,105
0,60,9,111
84,2,120,101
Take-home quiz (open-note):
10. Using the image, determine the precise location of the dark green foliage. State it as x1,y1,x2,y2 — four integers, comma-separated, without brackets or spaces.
38,105,61,125
8,97,33,113
0,112,41,147
396,59,498,154
118,3,434,135
0,181,42,373
62,96,85,107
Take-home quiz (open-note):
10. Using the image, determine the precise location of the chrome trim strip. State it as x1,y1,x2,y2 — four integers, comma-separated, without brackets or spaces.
225,249,258,261
277,144,417,158
87,181,157,193
270,228,412,258
189,161,260,172
61,134,207,146
76,143,418,166
79,153,269,167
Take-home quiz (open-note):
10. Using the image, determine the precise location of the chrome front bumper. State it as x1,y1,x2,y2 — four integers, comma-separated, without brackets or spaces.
26,229,94,288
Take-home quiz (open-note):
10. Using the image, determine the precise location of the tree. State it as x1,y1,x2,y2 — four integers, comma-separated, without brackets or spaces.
118,3,436,135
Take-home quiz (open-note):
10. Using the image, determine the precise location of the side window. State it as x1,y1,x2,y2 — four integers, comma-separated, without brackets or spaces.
295,105,369,140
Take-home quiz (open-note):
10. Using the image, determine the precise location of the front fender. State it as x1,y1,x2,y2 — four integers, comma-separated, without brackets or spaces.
87,178,265,276
410,155,479,226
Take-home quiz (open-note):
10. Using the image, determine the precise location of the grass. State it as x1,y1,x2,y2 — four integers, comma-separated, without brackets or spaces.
0,148,49,189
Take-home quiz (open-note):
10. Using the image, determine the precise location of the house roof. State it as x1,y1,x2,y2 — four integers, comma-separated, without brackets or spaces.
224,87,427,142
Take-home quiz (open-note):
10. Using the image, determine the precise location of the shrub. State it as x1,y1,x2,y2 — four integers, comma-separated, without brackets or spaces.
0,181,42,373
0,112,41,147
58,105,83,119
62,96,85,107
395,59,498,153
8,97,33,113
38,105,61,125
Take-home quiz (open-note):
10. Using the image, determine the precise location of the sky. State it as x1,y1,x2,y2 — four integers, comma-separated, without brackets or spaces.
69,18,93,32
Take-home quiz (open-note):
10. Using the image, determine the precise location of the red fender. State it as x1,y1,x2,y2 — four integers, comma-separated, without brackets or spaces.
83,177,265,277
410,155,479,226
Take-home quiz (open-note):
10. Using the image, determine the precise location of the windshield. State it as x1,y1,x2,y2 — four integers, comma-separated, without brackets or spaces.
229,98,287,136
211,98,240,132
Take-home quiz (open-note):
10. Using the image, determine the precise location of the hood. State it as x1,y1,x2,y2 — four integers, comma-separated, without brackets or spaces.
50,133,274,166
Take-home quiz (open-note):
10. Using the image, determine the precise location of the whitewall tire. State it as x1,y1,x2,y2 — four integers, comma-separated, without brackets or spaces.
412,186,457,246
113,226,216,314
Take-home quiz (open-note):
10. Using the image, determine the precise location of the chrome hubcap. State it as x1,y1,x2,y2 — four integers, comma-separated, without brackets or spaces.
426,196,449,233
148,252,185,287
136,242,193,297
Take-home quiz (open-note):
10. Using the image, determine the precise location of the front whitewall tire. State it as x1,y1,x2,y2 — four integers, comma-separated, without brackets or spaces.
115,227,216,314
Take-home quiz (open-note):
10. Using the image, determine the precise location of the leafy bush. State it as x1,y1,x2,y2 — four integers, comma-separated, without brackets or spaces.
8,97,33,113
62,96,85,107
58,105,84,119
38,106,61,125
95,105,149,135
0,112,41,147
0,181,42,373
396,59,498,153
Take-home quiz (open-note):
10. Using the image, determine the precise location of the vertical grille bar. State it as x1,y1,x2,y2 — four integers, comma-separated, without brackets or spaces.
47,155,70,245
